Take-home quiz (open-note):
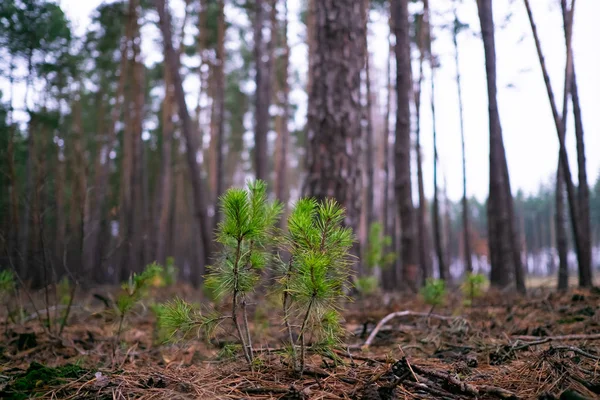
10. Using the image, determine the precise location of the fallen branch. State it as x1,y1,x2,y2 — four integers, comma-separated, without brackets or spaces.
363,311,463,348
512,333,600,342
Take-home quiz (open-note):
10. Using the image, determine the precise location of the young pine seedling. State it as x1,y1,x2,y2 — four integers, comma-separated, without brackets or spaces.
461,273,488,307
278,198,354,373
364,222,396,271
203,180,282,366
420,278,446,316
113,263,164,357
1,270,16,334
153,297,222,344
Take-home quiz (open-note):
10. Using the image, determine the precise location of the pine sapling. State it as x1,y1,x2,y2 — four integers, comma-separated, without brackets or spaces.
112,263,163,358
421,278,446,317
461,273,487,307
203,180,282,367
279,198,354,373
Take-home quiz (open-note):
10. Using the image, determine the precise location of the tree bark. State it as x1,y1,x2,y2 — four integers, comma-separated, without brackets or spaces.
303,0,365,262
155,67,174,264
393,0,418,290
156,0,212,270
86,8,132,281
363,0,375,237
274,0,290,224
556,163,569,291
477,0,525,292
452,5,473,274
253,0,272,182
560,0,592,288
414,11,432,284
523,0,589,287
211,0,226,230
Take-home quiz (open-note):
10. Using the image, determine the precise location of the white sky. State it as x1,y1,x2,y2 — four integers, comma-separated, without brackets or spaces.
5,0,600,203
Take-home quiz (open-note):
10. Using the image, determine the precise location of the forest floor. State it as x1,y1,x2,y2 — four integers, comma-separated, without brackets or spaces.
1,284,600,399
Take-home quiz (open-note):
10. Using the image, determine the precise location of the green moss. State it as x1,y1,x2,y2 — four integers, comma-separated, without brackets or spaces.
5,362,89,398
557,315,586,324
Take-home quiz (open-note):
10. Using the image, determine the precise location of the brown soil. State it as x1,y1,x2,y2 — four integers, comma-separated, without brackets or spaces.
1,285,600,399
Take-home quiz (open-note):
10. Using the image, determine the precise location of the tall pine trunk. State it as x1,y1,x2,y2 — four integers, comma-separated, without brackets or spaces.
556,163,569,290
253,0,272,182
414,11,432,284
393,0,418,290
452,5,473,274
156,0,212,270
560,0,592,287
477,0,525,292
303,0,365,261
523,0,588,287
274,0,290,225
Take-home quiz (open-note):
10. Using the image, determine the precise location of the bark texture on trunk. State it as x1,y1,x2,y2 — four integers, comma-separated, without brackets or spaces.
253,0,272,182
524,0,590,287
156,0,212,270
155,66,174,264
303,0,365,256
477,0,525,292
393,0,418,290
452,6,473,274
560,0,592,288
274,0,290,224
556,163,569,291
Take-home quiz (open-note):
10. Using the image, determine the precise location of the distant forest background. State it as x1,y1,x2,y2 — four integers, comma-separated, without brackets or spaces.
0,0,598,291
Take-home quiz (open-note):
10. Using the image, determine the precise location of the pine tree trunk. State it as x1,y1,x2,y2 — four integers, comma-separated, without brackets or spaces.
414,12,432,284
274,0,290,225
363,0,375,236
393,0,418,290
211,0,226,229
524,0,587,288
303,0,365,262
253,0,272,182
560,0,592,288
452,5,473,274
556,163,569,290
156,66,174,264
86,12,132,281
156,0,212,270
477,0,524,292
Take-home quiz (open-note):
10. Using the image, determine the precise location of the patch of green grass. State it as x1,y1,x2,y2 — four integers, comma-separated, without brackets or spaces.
3,362,90,399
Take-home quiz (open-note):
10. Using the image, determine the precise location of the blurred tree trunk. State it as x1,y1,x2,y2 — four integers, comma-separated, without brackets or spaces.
306,0,315,96
129,5,145,273
253,0,272,182
210,0,226,229
414,10,431,284
303,0,365,261
86,10,132,282
393,0,418,290
156,0,212,270
156,66,174,264
477,0,525,292
381,7,397,289
363,0,375,239
70,98,87,280
560,0,592,288
556,163,569,290
274,0,290,225
523,0,588,287
452,5,473,274
6,62,20,269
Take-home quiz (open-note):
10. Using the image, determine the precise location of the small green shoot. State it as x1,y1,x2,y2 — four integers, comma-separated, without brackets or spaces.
420,278,446,316
364,222,396,270
113,263,164,357
461,273,488,307
355,276,379,297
